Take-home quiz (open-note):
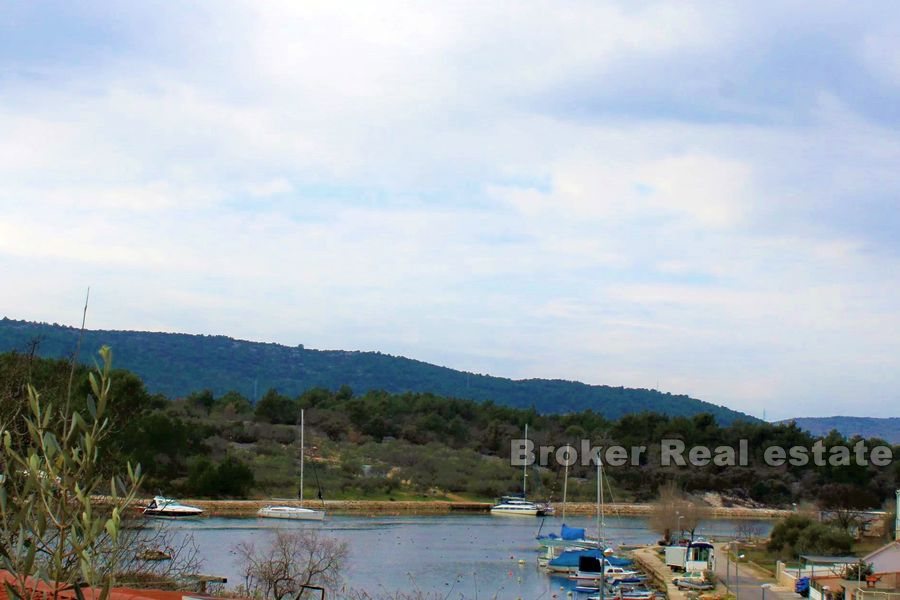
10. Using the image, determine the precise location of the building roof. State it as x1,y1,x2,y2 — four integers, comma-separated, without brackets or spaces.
800,555,861,565
864,541,900,562
0,571,204,600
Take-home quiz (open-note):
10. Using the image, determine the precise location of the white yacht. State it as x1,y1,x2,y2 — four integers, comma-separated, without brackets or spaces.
490,495,548,516
142,496,203,517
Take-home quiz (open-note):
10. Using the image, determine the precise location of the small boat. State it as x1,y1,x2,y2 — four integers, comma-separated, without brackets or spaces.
615,585,656,600
547,548,633,573
142,496,203,517
574,584,601,593
537,523,600,549
257,505,325,521
589,586,656,600
604,566,641,581
609,577,648,587
135,546,173,561
568,556,639,583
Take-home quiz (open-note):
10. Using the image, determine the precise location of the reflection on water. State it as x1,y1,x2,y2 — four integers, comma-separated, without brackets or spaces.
157,514,772,599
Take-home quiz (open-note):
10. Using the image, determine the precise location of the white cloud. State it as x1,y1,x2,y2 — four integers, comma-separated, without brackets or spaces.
2,1,900,419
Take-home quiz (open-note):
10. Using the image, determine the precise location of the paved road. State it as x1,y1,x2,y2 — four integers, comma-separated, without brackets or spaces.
715,544,800,600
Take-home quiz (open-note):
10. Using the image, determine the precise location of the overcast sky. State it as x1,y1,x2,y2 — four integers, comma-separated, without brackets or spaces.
2,2,899,420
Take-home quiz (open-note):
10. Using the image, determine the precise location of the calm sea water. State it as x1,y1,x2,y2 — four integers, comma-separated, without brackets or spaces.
156,514,772,599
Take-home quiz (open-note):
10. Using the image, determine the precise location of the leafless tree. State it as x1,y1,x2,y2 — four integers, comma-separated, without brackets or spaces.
105,518,204,589
649,481,711,542
735,521,765,541
233,529,348,599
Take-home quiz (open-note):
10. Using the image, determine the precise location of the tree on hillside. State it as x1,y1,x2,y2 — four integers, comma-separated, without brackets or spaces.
214,390,252,416
187,389,215,415
0,347,142,600
254,389,297,424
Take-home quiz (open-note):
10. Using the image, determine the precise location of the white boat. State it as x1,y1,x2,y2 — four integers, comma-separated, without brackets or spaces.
258,409,326,521
142,496,203,517
490,495,548,516
569,565,640,583
491,424,551,517
257,505,325,520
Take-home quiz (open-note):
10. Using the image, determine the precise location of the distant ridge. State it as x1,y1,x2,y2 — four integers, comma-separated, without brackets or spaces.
0,318,755,423
778,416,900,444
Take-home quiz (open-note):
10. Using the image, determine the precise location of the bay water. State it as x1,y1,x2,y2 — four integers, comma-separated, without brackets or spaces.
158,514,772,599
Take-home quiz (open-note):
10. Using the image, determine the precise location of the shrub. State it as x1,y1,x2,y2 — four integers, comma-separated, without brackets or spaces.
768,514,853,557
188,456,255,497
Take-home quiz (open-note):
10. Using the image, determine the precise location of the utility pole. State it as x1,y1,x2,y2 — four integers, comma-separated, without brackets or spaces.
895,489,899,541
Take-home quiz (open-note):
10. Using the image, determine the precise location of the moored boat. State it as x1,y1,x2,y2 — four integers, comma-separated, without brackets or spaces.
547,548,633,573
490,494,548,516
258,409,327,521
142,496,203,517
492,424,553,517
257,505,325,521
537,523,600,549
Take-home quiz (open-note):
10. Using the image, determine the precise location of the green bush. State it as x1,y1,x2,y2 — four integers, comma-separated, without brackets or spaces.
768,514,853,558
187,456,255,497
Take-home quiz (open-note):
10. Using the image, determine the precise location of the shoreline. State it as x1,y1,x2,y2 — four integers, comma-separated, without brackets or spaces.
126,498,792,519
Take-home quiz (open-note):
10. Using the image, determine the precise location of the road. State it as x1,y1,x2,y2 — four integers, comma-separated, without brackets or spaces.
716,544,800,600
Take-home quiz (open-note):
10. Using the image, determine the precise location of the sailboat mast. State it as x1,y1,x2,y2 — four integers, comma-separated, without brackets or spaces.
600,461,605,524
562,454,569,521
596,456,603,550
300,408,305,506
523,424,528,496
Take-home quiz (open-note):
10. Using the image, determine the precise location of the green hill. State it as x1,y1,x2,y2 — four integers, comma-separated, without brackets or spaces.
0,317,755,423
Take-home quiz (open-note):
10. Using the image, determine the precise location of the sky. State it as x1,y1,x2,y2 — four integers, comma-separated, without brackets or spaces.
1,2,899,420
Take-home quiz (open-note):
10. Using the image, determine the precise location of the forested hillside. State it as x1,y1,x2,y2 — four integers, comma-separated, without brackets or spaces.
0,318,753,422
782,417,900,444
2,350,896,507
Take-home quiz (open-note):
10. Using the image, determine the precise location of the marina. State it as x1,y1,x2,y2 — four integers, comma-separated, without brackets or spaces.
158,513,773,598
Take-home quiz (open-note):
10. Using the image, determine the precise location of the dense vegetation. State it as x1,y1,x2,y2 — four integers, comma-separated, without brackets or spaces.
767,514,855,557
0,318,753,423
2,348,896,510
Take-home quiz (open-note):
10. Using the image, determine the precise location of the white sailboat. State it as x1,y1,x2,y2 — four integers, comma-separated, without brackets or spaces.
491,424,551,516
258,409,326,521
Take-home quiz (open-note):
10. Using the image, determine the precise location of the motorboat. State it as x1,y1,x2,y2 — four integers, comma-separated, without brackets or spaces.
257,505,325,521
568,556,639,583
604,566,641,581
142,496,203,517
